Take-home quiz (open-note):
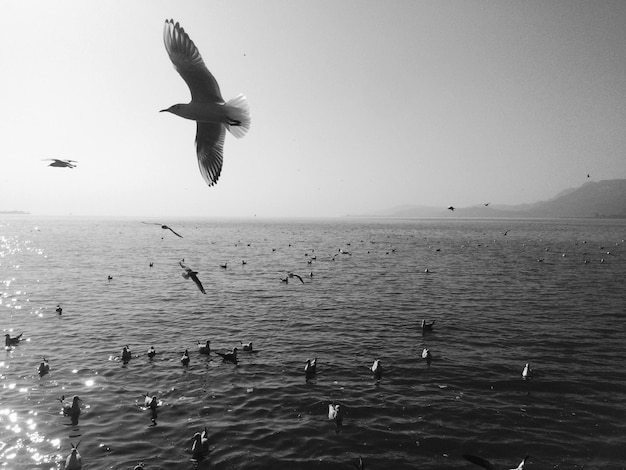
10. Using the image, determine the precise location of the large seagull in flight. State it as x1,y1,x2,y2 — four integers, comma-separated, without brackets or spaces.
161,19,251,186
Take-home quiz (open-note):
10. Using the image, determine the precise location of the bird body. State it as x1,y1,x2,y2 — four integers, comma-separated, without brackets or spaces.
522,363,532,380
144,394,158,411
61,395,81,424
148,346,157,359
38,358,50,376
216,348,238,363
191,427,210,460
421,320,435,332
180,261,206,294
240,341,253,352
122,346,132,362
328,403,343,426
422,348,432,365
5,333,23,347
65,442,82,470
44,158,77,168
181,349,190,366
162,19,250,186
371,359,383,378
198,340,211,355
304,358,317,378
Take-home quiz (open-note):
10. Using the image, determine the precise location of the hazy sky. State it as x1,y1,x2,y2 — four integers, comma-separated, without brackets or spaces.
1,0,625,217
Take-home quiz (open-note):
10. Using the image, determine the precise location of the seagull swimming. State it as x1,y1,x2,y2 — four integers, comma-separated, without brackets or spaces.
5,333,23,347
328,403,344,426
61,395,82,425
463,454,528,470
304,358,317,378
181,349,190,366
522,363,532,380
216,347,238,364
44,158,77,168
240,341,253,352
198,340,211,355
122,345,132,362
38,358,50,376
421,348,432,365
65,442,82,470
142,222,183,238
191,427,210,460
148,346,157,359
180,260,206,294
371,359,383,378
161,19,251,186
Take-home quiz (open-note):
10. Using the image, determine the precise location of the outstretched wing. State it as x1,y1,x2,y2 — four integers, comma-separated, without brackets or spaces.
165,226,183,238
196,122,225,186
163,19,223,103
189,272,206,294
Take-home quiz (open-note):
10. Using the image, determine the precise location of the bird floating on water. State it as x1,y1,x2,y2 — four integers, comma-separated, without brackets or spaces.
147,346,157,359
179,260,206,294
181,349,190,366
38,358,50,376
122,345,132,362
44,158,77,168
5,332,23,348
56,304,63,315
463,454,529,470
422,348,432,365
448,206,455,211
191,427,210,460
421,320,435,332
328,403,344,426
144,394,159,411
240,341,253,352
65,441,82,470
161,19,251,186
61,395,82,425
522,363,532,380
216,348,238,364
198,340,211,355
142,222,183,238
371,359,383,378
304,358,317,379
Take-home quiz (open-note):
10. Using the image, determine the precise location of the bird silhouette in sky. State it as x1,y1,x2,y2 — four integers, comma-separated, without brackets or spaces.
161,19,251,186
142,222,183,238
43,159,77,168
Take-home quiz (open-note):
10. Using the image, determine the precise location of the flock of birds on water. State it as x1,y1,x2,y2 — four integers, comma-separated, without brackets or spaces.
11,13,612,470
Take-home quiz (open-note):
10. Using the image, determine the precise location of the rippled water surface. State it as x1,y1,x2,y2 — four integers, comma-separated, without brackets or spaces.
1,216,625,470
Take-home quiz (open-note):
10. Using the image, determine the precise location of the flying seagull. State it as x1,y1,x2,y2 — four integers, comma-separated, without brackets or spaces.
180,260,206,294
463,454,528,470
142,222,183,238
43,159,77,168
161,19,251,186
447,206,455,211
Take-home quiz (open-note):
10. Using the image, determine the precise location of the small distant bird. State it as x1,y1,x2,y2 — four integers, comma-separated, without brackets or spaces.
422,348,432,365
147,346,157,359
149,262,154,267
328,403,343,426
198,340,211,355
144,394,159,411
502,230,511,236
5,333,23,347
180,260,206,294
484,202,490,206
280,276,289,283
38,358,50,376
216,348,238,364
65,442,82,470
522,363,532,380
463,454,529,470
421,320,435,332
191,427,210,460
242,260,247,265
220,263,228,269
181,349,190,366
56,304,63,315
288,272,304,284
122,346,132,362
240,341,253,352
161,19,251,187
371,359,383,379
304,358,317,378
448,206,455,211
44,158,77,168
107,275,113,281
61,395,82,425
353,457,365,470
142,222,183,238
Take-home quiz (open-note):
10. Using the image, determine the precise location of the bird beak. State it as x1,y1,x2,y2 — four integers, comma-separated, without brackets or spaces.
159,108,168,113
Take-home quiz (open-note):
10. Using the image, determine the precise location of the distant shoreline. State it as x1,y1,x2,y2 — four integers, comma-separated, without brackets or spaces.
0,211,29,214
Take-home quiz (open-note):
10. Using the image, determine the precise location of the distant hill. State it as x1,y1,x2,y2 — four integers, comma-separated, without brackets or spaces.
351,179,626,219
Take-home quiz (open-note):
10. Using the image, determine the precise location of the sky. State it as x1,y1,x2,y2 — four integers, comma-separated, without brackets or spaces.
1,0,625,218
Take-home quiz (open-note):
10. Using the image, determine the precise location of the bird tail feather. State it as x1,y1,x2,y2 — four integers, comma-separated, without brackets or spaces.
225,94,251,138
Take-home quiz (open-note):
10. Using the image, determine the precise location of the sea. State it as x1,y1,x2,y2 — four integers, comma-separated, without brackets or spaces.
1,216,625,470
